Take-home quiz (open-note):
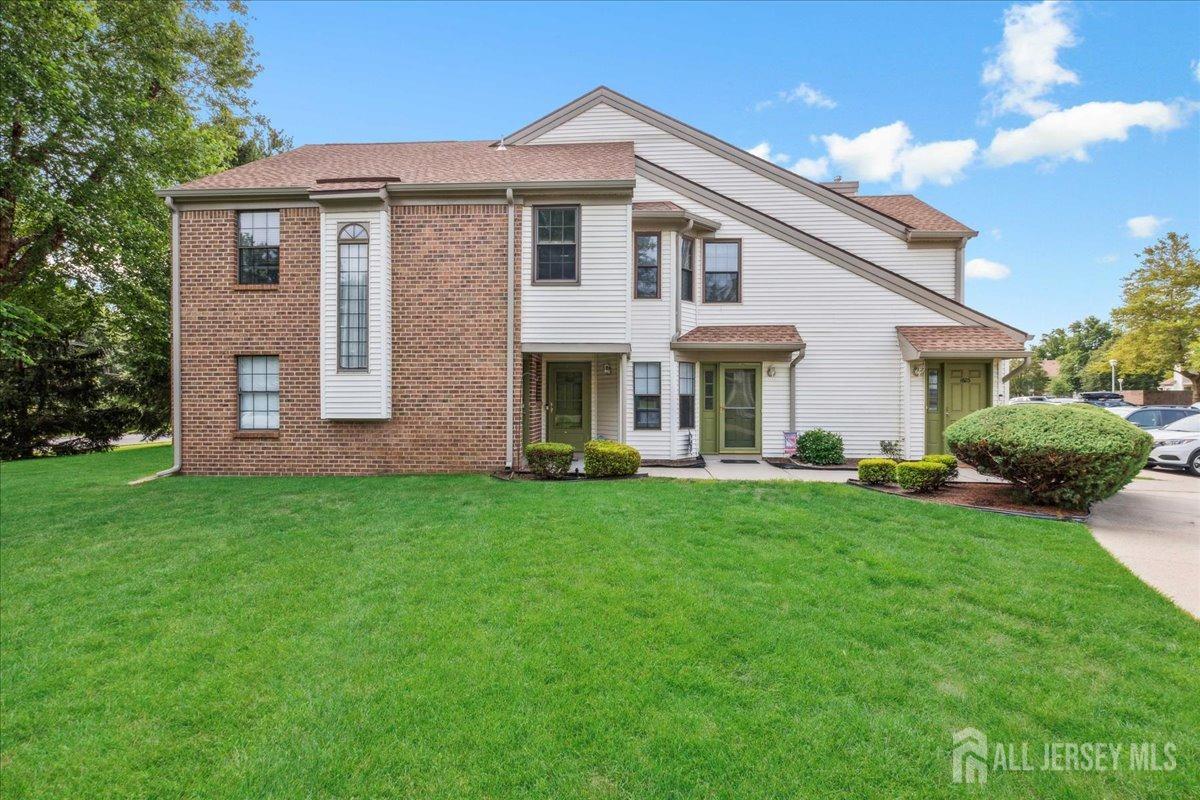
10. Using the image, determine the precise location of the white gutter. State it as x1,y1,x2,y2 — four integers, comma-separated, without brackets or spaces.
1002,355,1033,383
505,187,515,470
158,196,182,477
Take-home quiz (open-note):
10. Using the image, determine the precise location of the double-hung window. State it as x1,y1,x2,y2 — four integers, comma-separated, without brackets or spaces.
337,223,369,370
679,236,694,302
237,356,279,430
534,206,579,283
634,362,661,430
678,362,695,429
237,211,280,284
703,239,741,303
635,232,660,299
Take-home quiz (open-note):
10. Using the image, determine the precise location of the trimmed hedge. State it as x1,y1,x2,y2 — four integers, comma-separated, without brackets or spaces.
857,458,897,485
922,453,959,480
945,402,1152,508
583,440,641,478
525,442,573,479
796,428,844,465
896,460,949,493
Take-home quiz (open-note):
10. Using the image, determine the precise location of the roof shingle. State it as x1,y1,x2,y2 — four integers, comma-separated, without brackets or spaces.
854,195,975,234
677,325,803,345
170,141,635,192
897,325,1026,353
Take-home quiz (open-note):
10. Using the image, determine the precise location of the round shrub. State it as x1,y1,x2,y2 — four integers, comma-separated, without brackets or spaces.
922,453,959,480
857,458,896,485
795,428,844,465
945,403,1152,509
525,442,573,479
583,439,641,478
895,460,949,493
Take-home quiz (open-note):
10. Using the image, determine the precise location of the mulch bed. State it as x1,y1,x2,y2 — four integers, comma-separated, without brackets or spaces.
765,457,861,471
849,480,1089,522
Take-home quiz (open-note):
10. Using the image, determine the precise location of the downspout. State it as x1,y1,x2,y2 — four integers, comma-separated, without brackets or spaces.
787,345,806,431
505,187,515,470
1002,355,1032,384
157,196,183,477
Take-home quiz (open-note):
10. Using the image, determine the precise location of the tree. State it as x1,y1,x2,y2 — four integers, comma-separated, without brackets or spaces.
1105,232,1200,401
1031,316,1116,395
1008,357,1049,396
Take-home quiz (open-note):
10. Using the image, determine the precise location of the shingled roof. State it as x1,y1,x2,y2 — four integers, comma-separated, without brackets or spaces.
854,195,976,234
897,326,1027,358
168,141,635,192
673,325,804,351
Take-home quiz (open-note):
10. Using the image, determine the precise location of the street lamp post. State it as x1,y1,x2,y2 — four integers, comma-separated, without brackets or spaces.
1109,359,1118,392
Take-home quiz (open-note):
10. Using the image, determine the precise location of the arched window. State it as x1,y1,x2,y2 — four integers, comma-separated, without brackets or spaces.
338,223,369,370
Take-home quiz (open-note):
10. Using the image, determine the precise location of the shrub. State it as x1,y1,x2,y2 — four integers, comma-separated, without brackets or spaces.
583,440,641,478
796,428,844,465
525,442,573,479
879,440,903,460
857,458,896,485
945,403,1152,509
922,453,959,480
895,460,950,493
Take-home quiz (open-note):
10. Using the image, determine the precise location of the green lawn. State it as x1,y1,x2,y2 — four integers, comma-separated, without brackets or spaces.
2,446,1197,799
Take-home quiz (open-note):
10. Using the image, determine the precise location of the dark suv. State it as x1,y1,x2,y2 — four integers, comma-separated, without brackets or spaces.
1117,405,1199,430
1079,391,1126,406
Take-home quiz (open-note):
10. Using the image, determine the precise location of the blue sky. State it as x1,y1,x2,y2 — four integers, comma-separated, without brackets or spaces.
241,0,1199,336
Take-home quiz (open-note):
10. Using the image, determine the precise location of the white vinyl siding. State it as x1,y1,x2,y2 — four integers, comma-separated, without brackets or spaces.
520,201,629,345
529,102,958,298
319,206,391,419
594,355,620,441
634,175,964,458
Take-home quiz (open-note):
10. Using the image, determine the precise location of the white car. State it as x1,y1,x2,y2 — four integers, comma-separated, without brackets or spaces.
1147,414,1200,474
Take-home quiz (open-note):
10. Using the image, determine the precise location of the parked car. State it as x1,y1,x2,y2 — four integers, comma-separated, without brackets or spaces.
1008,395,1051,404
1146,414,1200,474
1078,391,1126,406
1109,405,1200,430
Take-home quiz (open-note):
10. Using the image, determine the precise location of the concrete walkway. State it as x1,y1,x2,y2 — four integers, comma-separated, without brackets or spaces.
640,458,999,483
1090,469,1200,618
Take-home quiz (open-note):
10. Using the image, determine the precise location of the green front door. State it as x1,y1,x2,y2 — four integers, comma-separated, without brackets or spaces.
927,361,989,453
718,363,761,454
547,362,591,451
700,363,718,454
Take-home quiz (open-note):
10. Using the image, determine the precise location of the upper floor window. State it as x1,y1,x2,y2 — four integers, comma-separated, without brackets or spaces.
703,240,741,303
237,355,279,429
635,232,660,299
534,206,579,283
680,236,695,302
338,223,369,371
237,211,279,284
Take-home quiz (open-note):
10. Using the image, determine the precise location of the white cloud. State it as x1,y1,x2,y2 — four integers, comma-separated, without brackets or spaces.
816,121,978,188
1097,253,1119,263
755,82,837,111
983,0,1079,117
984,100,1192,165
1193,58,1200,82
965,258,1012,280
990,228,1003,240
897,139,979,189
790,156,831,181
746,141,790,164
1126,215,1169,238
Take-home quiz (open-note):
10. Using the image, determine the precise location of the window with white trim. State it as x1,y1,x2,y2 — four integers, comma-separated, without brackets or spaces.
338,223,369,370
534,206,579,282
237,356,279,429
703,240,741,303
237,211,280,284
634,362,661,430
678,362,695,429
635,232,660,299
680,235,694,302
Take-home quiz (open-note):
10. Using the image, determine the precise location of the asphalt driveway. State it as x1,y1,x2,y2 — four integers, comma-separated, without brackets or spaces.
1090,468,1200,617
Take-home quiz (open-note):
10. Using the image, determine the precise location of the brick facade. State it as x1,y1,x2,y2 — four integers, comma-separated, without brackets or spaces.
178,203,523,475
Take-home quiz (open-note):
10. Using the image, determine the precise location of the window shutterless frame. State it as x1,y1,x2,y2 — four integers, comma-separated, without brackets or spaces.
633,231,661,299
679,235,695,303
236,355,280,430
531,204,581,284
236,210,280,284
633,362,662,430
702,238,742,304
337,222,370,371
678,362,696,429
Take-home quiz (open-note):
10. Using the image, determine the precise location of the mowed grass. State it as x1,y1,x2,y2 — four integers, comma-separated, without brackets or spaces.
1,446,1197,799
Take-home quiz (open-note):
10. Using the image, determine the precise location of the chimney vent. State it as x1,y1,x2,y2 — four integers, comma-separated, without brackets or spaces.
821,180,859,196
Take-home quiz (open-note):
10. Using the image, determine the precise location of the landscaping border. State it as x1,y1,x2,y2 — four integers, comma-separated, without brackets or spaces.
848,480,1090,523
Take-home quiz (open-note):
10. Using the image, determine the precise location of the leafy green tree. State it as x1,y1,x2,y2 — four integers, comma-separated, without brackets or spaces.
1105,233,1200,401
1008,357,1049,396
